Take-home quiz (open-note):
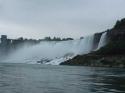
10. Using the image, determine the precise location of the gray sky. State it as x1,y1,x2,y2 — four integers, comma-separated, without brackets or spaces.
0,0,125,39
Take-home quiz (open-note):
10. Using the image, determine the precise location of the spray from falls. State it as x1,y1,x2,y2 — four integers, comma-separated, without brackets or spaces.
2,33,107,65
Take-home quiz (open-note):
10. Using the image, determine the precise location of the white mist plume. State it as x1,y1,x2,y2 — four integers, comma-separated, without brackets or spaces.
4,35,94,65
3,33,107,65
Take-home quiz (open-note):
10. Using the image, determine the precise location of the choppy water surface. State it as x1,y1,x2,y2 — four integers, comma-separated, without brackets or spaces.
0,63,125,93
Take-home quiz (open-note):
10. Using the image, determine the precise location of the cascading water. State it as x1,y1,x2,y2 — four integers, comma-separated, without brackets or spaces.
97,32,107,50
3,35,95,65
2,33,108,65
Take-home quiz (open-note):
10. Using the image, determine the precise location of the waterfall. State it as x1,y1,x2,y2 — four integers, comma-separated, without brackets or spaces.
97,32,107,50
3,35,95,65
77,35,94,54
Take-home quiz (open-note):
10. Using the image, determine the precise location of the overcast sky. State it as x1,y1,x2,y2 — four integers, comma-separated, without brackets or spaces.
0,0,125,39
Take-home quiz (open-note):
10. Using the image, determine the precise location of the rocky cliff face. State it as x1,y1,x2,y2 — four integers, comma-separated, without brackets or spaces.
60,18,125,67
97,19,125,55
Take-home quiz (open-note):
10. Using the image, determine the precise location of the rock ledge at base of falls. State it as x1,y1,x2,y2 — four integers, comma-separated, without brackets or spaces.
60,18,125,68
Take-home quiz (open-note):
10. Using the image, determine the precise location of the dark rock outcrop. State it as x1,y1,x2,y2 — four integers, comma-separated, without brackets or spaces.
60,53,125,68
60,18,125,68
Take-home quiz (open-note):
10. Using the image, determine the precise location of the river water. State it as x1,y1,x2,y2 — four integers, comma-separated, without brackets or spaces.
0,63,125,93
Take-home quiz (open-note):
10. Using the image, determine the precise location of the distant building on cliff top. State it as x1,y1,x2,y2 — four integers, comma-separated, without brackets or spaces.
1,35,8,46
0,35,12,47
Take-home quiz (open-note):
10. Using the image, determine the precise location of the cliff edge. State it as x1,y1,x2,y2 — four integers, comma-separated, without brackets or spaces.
60,18,125,68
